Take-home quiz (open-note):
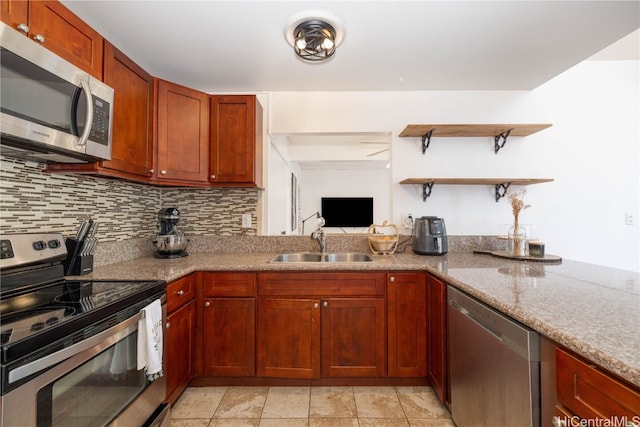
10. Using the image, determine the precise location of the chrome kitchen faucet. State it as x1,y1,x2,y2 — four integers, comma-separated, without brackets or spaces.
311,227,327,253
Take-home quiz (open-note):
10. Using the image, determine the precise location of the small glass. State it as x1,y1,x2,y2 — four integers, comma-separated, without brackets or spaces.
508,226,528,257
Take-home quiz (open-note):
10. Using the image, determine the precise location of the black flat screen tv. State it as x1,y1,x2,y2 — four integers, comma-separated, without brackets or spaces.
321,197,373,227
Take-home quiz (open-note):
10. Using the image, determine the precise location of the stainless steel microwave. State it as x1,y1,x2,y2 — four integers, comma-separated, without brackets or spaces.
0,22,113,163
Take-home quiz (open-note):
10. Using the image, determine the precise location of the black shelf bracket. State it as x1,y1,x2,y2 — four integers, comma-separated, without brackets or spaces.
421,129,435,154
422,182,435,202
494,129,513,154
495,182,512,202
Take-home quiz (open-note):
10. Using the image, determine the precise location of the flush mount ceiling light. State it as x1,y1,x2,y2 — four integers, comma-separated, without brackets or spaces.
285,11,344,63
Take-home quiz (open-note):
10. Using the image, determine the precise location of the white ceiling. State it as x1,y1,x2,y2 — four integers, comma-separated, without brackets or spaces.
61,1,639,93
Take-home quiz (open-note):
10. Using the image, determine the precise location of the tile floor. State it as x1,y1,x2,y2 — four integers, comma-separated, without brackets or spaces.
170,385,455,427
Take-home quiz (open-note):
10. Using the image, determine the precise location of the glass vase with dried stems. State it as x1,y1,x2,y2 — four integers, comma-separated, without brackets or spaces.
508,189,530,257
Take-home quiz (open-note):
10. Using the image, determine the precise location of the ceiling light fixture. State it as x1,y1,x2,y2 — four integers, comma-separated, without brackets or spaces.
285,11,344,63
293,19,336,61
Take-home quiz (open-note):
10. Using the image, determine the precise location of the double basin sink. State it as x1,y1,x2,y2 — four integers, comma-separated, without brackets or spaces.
269,252,374,263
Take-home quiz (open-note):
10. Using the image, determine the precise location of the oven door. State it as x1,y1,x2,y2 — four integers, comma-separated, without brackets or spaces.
0,303,166,427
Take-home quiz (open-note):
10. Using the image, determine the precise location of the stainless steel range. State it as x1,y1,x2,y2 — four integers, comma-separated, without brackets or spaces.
0,233,169,427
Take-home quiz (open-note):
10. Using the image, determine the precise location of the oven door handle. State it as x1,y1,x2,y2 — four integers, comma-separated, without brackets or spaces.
9,310,142,385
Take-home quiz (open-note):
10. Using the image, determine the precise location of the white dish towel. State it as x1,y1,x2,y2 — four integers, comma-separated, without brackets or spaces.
137,299,164,381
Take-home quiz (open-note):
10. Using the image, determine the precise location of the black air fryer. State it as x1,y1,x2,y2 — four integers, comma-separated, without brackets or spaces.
412,216,448,255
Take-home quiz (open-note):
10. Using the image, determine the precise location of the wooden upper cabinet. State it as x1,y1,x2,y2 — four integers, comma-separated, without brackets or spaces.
0,1,28,31
209,95,263,187
22,1,103,79
46,41,155,180
101,41,154,178
155,79,210,185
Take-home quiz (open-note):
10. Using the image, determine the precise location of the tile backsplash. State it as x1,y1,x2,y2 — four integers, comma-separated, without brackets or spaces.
0,156,260,241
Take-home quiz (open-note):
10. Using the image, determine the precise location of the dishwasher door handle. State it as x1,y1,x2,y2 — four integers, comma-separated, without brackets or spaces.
450,299,503,342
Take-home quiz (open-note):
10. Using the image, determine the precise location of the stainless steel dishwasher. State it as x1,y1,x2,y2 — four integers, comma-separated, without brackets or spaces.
448,286,540,427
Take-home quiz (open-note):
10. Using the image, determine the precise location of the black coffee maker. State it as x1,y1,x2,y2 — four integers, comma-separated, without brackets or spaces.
152,207,188,258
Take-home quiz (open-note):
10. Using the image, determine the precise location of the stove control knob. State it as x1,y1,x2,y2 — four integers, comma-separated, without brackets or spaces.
32,240,46,250
48,239,61,249
1,240,14,259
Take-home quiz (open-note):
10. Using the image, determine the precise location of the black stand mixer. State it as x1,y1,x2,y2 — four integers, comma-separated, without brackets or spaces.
153,207,188,259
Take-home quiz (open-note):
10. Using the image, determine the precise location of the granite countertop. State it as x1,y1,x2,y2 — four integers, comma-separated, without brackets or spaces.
83,250,640,388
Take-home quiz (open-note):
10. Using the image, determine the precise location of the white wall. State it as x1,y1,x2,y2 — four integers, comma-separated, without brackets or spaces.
299,168,391,235
266,135,301,235
267,59,639,271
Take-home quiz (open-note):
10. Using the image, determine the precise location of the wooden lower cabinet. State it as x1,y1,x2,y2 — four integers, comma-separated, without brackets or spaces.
322,297,385,377
166,298,195,404
202,298,255,376
387,272,427,378
256,272,386,380
426,274,448,404
257,296,385,379
199,272,256,377
555,347,640,424
257,298,320,379
165,274,196,404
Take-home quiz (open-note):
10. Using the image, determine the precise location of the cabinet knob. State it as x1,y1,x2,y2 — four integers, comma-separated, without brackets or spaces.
390,276,396,282
161,170,167,175
165,322,170,329
149,169,155,174
33,34,45,43
313,302,319,309
177,290,185,296
323,301,328,307
210,175,216,179
204,301,211,307
16,23,29,34
551,417,566,427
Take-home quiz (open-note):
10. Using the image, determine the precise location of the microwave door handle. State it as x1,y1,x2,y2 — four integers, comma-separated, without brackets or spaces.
76,79,94,146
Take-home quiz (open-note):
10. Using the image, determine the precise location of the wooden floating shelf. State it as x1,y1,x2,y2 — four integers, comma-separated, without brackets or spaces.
398,124,552,138
398,123,552,154
399,178,554,202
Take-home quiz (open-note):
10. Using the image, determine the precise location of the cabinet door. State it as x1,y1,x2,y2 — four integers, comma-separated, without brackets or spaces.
209,95,263,187
0,0,28,30
556,348,640,419
427,274,448,404
156,79,209,184
28,1,104,79
322,297,385,377
203,298,255,377
387,273,427,377
257,297,320,379
166,299,195,405
101,41,154,179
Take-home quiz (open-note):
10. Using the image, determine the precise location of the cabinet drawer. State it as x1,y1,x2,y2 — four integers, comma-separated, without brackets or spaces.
202,272,256,297
257,272,385,296
556,348,640,419
167,275,195,313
